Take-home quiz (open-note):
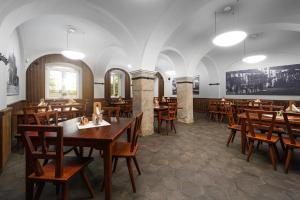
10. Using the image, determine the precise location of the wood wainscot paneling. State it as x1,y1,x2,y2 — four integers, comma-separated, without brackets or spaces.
0,107,12,173
26,54,94,113
7,100,27,138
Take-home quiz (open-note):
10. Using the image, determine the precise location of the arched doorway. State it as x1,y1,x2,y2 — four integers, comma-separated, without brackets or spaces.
154,72,164,99
104,68,131,99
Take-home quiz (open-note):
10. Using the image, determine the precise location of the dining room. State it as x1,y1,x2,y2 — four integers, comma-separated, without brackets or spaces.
1,0,300,200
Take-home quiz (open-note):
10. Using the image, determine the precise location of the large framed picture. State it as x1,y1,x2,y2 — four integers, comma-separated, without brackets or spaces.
7,53,19,96
226,64,300,95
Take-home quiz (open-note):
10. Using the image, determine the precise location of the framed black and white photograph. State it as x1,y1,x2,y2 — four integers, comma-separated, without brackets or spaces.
226,64,300,95
7,53,19,96
172,78,176,95
193,76,200,95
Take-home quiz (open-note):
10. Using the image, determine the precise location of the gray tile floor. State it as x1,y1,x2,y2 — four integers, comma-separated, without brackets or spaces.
1,114,300,200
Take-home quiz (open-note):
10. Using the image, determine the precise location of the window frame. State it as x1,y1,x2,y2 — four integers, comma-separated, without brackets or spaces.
45,63,82,99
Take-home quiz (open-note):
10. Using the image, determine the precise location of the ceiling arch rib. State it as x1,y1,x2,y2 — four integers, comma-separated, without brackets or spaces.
0,0,139,66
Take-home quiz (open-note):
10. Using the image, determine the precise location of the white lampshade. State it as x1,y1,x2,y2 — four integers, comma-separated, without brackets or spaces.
61,50,85,60
242,55,266,64
212,31,247,47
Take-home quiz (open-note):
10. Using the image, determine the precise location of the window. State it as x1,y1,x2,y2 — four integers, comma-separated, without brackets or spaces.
110,72,121,98
45,64,82,99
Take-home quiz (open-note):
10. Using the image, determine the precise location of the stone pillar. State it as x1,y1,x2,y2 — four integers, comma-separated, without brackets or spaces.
131,70,156,136
176,77,194,123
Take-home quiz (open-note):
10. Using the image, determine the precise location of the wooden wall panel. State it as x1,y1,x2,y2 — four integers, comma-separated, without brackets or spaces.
26,54,94,113
0,107,12,173
157,72,164,99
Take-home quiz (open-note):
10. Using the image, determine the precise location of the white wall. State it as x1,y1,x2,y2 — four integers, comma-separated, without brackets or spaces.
94,77,104,98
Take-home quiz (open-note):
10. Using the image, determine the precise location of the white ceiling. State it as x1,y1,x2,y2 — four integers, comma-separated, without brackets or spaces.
1,0,300,79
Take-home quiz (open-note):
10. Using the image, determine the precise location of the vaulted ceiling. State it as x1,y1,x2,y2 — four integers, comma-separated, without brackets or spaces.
1,0,300,79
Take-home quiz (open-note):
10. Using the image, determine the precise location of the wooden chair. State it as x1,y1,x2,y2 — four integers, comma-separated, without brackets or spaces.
23,106,48,124
208,100,219,121
108,112,143,193
282,112,300,173
159,103,177,135
122,104,133,118
18,124,95,200
102,107,120,117
33,111,81,160
225,105,242,147
245,109,280,170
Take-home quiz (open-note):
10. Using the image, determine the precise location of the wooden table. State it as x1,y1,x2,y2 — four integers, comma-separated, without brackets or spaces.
24,117,133,200
238,112,300,154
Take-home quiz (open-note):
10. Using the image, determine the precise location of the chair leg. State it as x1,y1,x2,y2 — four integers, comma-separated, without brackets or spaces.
284,147,293,173
268,144,277,170
73,147,81,157
62,183,69,200
33,182,45,200
278,133,286,151
247,140,254,162
126,158,136,193
231,131,236,143
88,148,94,157
113,157,119,173
80,171,95,198
273,143,280,161
171,121,176,133
226,130,235,147
133,156,141,175
166,121,169,135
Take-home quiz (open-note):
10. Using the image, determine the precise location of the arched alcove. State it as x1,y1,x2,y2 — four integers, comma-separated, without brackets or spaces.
26,54,94,111
104,68,131,100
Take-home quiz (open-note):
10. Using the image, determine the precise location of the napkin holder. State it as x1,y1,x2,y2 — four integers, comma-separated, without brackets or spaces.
80,117,89,126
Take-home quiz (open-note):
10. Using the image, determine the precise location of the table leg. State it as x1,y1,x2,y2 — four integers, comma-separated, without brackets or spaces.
103,142,113,200
158,111,161,133
241,119,246,154
25,149,34,200
127,125,131,142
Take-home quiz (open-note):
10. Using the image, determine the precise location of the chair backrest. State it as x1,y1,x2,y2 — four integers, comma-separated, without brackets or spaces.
102,107,120,117
23,106,48,124
34,111,59,125
130,112,143,152
225,105,236,126
283,112,300,145
245,109,277,139
167,103,177,119
17,124,64,178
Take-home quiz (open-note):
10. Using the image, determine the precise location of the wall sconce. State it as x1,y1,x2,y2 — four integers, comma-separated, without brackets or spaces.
94,82,104,85
208,83,220,86
0,53,8,65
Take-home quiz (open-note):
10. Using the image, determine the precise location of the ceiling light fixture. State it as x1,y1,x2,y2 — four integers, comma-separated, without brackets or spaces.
61,26,85,60
242,55,266,64
242,39,266,64
212,0,247,47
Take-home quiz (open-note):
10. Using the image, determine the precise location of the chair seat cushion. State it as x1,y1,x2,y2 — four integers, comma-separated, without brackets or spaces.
28,156,93,182
282,137,300,148
247,133,280,143
112,141,138,157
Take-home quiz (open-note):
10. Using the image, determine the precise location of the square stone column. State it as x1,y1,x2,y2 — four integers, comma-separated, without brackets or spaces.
176,77,194,123
131,70,156,136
